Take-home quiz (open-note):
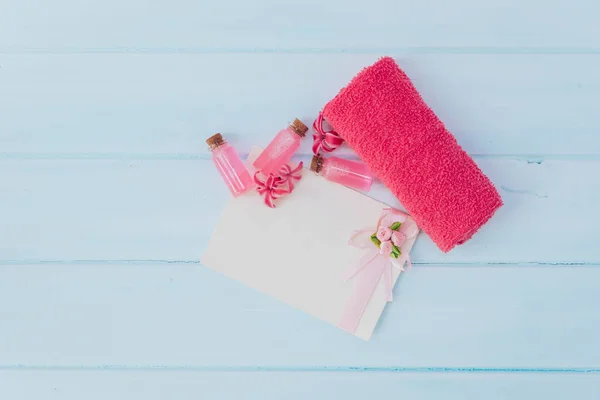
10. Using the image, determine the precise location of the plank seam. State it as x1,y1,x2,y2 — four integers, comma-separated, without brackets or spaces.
1,365,599,373
1,153,600,161
2,47,600,55
0,260,596,267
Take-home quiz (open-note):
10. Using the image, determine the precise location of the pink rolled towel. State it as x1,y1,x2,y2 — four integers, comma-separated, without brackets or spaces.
322,57,502,252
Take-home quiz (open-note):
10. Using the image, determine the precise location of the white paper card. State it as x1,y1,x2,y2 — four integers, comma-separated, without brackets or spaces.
202,147,418,340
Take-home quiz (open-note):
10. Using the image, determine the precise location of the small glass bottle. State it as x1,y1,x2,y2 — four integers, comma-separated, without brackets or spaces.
253,119,308,175
310,154,373,192
207,133,253,197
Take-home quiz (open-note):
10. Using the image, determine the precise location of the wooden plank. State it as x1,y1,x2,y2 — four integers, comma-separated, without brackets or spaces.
0,263,598,367
0,371,598,400
0,0,599,51
0,159,597,263
0,54,599,156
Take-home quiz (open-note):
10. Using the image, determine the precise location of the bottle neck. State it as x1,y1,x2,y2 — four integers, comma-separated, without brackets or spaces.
310,155,325,174
289,118,308,138
209,142,225,152
206,133,225,150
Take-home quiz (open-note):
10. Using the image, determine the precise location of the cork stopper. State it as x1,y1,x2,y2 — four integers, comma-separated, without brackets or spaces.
289,118,308,138
206,133,225,150
310,154,324,174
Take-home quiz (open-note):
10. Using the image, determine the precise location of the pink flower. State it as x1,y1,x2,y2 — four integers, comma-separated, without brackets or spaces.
254,172,289,208
391,231,406,247
379,240,393,256
376,226,392,241
276,161,303,192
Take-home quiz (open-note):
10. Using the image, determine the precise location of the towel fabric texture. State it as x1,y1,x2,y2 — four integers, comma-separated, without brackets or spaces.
322,57,502,252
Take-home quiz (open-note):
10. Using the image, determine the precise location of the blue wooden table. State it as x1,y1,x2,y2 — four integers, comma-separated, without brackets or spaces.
1,1,599,398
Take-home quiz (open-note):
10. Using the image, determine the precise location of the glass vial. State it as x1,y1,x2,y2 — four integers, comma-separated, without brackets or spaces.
310,155,373,192
207,133,253,197
253,119,308,175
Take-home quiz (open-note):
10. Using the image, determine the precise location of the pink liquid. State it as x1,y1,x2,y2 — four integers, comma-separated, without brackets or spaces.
212,143,253,197
321,156,373,192
253,127,301,175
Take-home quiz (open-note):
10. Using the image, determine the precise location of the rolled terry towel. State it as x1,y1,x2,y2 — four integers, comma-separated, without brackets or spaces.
322,57,502,252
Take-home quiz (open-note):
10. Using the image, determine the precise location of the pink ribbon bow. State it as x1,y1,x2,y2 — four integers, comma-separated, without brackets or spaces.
254,161,303,208
312,112,344,155
339,208,419,334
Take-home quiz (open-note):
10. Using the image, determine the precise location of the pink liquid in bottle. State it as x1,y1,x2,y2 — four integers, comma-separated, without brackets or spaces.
253,118,308,175
310,155,373,192
207,133,253,197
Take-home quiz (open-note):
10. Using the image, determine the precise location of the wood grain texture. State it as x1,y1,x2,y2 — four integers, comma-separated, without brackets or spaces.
2,0,600,397
1,371,599,400
0,159,597,263
0,0,598,51
1,54,598,156
1,263,599,367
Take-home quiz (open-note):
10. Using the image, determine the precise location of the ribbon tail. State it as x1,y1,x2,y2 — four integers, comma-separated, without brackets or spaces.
343,249,379,281
382,260,393,302
339,254,387,335
391,251,410,272
348,228,376,249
